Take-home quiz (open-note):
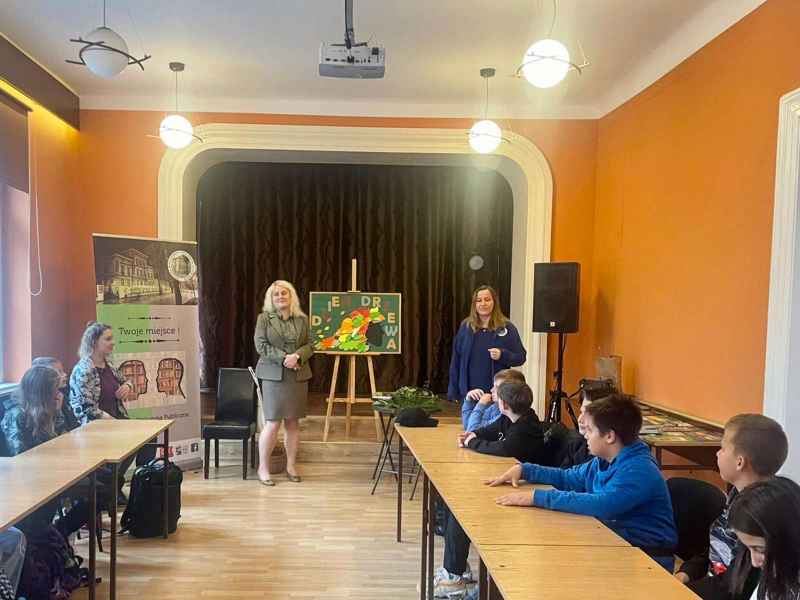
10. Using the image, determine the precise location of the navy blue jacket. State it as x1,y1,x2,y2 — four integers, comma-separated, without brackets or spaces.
447,321,526,401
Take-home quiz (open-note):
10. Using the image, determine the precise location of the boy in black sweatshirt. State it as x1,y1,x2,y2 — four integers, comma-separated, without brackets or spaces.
436,382,545,598
459,382,547,463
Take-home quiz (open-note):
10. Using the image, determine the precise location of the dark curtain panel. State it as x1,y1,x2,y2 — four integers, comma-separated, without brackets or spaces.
197,162,513,394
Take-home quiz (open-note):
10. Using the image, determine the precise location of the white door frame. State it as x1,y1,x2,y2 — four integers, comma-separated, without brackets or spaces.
764,88,800,478
157,123,554,414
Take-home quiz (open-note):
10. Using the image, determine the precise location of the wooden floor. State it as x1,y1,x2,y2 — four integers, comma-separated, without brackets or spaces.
72,460,474,599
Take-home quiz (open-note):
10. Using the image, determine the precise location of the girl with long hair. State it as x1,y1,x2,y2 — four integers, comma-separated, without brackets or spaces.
1,365,63,454
729,476,800,599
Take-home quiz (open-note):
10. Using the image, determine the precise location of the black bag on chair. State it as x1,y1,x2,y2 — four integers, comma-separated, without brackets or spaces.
121,459,183,538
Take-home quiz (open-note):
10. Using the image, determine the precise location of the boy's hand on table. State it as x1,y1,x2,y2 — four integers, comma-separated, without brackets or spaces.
674,573,690,585
484,463,522,487
495,491,533,507
458,432,476,447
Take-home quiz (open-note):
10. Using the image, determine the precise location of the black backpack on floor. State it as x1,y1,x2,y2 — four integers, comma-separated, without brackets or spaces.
121,459,183,538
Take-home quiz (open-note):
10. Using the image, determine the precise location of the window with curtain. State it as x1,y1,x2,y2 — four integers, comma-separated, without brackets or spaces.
0,89,30,383
196,161,515,395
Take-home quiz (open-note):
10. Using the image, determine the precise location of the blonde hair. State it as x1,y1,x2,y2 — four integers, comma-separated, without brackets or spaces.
465,285,508,332
79,321,112,360
262,280,306,318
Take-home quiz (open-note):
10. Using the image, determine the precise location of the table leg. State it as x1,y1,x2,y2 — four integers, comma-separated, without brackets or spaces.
384,425,398,479
371,425,395,495
488,575,501,600
397,435,403,543
479,557,487,600
88,470,96,600
110,462,118,600
427,483,435,600
163,428,170,539
371,413,389,480
420,472,428,600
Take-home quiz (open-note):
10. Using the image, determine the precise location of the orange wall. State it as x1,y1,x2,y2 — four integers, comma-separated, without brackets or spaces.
0,81,79,373
29,107,80,364
593,0,800,424
65,111,598,386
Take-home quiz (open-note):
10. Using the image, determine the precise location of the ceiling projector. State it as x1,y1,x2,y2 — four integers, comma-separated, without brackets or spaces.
319,0,385,79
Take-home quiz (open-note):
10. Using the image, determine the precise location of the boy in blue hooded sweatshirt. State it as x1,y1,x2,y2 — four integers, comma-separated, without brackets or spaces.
488,393,678,571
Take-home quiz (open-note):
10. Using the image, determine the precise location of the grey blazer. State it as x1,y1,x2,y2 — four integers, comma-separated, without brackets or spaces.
254,312,314,382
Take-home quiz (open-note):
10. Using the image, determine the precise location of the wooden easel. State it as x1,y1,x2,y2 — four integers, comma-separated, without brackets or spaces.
322,259,384,442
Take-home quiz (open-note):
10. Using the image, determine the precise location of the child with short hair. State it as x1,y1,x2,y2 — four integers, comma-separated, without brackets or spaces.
677,414,788,599
461,368,525,432
436,382,547,598
488,394,678,571
459,381,547,463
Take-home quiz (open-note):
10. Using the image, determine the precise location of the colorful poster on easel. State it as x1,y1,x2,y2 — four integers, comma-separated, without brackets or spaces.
309,292,401,354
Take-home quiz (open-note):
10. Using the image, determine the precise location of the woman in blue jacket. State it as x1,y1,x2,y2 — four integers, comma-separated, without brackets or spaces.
448,286,526,429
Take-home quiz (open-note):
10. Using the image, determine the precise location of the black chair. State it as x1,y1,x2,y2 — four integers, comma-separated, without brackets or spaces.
667,477,727,562
202,368,257,480
542,423,591,468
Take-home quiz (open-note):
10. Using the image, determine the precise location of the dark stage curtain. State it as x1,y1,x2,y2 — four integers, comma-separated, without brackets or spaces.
197,162,513,394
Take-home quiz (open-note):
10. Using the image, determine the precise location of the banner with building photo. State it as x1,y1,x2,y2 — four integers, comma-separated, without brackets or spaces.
92,234,202,468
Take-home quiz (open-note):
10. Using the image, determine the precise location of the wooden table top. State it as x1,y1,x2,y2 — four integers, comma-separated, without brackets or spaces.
424,462,629,548
395,424,515,465
480,545,699,599
0,419,173,532
0,457,105,532
62,419,172,462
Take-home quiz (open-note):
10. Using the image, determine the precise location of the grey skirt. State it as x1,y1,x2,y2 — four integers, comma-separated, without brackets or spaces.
261,368,308,421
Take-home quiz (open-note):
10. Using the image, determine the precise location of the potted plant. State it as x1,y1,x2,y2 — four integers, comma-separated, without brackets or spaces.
373,386,441,414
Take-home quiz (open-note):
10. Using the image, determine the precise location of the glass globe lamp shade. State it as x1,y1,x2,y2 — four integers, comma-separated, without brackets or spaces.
83,26,129,78
468,119,502,154
521,38,570,89
159,114,194,149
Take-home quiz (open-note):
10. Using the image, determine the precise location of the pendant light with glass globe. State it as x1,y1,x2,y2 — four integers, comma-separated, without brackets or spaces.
517,0,589,89
158,62,202,149
67,0,150,78
469,68,504,154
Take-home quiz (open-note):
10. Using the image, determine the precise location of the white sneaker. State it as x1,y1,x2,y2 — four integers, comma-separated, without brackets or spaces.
461,564,474,582
434,566,473,586
434,570,469,598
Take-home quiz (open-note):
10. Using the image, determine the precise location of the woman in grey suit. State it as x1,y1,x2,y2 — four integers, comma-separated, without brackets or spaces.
254,280,313,486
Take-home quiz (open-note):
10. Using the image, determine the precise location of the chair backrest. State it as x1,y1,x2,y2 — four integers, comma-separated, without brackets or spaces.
543,423,591,468
667,477,727,562
215,368,256,424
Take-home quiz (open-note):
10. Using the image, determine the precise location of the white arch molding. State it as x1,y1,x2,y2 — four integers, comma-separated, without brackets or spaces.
764,88,800,480
158,123,554,415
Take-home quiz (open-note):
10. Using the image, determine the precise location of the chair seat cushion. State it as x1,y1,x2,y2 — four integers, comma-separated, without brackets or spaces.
202,421,256,439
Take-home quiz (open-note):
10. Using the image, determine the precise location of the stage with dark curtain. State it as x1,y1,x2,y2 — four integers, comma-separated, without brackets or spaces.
196,161,514,394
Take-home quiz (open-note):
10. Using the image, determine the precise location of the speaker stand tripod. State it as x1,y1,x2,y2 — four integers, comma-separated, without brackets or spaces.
546,332,580,429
